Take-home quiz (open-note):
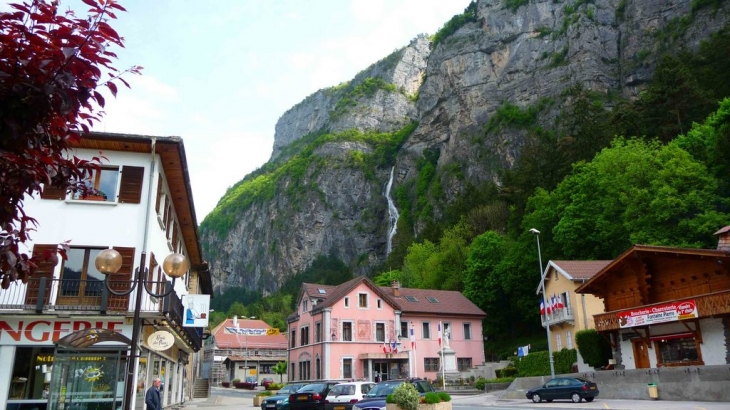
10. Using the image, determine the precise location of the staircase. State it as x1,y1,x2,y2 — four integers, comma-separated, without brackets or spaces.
193,378,210,398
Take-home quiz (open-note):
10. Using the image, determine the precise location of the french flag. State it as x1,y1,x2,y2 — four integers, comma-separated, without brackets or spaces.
391,340,398,354
540,299,545,315
437,322,442,347
383,340,388,353
409,327,416,350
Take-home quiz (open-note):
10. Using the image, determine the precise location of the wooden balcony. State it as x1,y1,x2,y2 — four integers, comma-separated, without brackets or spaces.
594,290,730,332
0,276,203,350
541,307,574,327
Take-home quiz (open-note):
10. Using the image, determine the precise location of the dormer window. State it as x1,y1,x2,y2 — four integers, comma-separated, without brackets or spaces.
302,300,308,312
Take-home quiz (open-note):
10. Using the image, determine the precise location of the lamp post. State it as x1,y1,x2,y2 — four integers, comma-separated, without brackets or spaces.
95,249,190,410
529,228,555,377
243,316,256,379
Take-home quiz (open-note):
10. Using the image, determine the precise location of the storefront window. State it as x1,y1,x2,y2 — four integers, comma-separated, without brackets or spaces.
7,346,55,407
657,336,700,365
48,350,125,410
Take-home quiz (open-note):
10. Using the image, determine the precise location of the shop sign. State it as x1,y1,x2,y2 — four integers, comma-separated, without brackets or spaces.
618,299,698,328
148,330,175,351
0,319,130,345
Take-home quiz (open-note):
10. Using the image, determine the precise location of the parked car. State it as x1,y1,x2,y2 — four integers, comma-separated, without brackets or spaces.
262,377,275,387
261,383,309,410
288,381,340,410
247,376,259,384
325,381,375,410
352,379,434,410
525,377,599,403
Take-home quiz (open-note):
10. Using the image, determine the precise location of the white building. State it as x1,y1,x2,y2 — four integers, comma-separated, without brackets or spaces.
0,132,213,410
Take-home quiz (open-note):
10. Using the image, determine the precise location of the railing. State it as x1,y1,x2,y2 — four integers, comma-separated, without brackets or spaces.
541,307,574,327
0,276,202,349
593,290,730,332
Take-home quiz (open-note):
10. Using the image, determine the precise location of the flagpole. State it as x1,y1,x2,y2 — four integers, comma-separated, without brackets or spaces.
439,321,445,389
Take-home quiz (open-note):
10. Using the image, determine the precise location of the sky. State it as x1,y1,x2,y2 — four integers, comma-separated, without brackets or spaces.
11,0,472,222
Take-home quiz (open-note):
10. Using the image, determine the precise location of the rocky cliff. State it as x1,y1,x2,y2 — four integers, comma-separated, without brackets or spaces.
200,0,730,295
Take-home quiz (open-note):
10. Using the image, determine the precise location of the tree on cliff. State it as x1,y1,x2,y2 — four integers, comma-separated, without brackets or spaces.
0,0,141,287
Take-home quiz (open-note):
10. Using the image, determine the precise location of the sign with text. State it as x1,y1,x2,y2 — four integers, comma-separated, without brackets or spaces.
618,299,698,328
148,330,175,351
0,319,131,345
182,294,211,327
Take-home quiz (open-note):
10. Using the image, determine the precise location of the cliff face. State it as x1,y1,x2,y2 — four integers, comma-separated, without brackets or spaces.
201,0,730,295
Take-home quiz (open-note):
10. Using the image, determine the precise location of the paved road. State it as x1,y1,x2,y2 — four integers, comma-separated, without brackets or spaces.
180,387,729,410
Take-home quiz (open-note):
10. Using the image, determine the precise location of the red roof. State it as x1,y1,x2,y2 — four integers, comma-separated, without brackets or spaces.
211,318,287,349
550,260,612,280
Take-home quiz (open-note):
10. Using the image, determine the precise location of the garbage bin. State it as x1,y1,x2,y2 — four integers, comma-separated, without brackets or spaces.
647,383,658,400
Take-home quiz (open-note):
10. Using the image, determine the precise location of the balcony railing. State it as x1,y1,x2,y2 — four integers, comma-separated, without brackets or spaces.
541,307,574,327
0,276,203,349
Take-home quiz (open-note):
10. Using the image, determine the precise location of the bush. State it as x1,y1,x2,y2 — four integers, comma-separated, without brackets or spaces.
267,383,284,390
231,378,240,384
495,367,518,378
257,391,274,397
423,392,440,404
575,329,612,368
513,348,577,376
390,382,419,410
437,392,451,402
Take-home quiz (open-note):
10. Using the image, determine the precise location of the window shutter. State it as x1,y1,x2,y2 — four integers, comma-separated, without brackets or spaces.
25,245,59,305
107,247,135,310
40,184,66,200
118,166,144,204
155,175,163,214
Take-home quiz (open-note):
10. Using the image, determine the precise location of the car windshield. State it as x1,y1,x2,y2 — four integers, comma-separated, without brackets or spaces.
366,381,401,397
280,384,304,394
299,383,327,392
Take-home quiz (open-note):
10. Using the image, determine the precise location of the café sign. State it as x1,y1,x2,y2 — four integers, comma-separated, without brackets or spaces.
147,330,175,351
618,299,698,328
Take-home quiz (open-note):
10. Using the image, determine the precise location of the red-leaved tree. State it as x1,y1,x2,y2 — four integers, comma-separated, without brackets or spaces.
0,0,141,287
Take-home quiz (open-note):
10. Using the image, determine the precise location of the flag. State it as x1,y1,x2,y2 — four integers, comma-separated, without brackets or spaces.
383,339,388,353
437,322,442,347
391,340,398,354
409,326,415,350
546,297,552,314
556,294,565,309
540,299,545,315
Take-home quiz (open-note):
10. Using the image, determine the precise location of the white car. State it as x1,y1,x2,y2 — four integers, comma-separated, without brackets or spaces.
325,381,375,410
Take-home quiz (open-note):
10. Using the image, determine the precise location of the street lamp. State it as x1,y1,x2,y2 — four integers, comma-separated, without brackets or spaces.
242,316,256,379
95,249,189,410
529,228,555,377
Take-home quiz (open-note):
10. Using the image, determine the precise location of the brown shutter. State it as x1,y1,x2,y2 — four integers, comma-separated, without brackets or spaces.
171,224,179,250
118,166,144,204
40,184,66,200
107,247,135,310
25,245,59,305
155,175,163,214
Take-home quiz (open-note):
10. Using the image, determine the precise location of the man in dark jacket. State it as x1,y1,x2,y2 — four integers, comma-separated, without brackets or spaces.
145,378,162,410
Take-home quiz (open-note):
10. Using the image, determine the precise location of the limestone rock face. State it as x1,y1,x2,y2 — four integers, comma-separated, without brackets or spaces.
202,0,730,294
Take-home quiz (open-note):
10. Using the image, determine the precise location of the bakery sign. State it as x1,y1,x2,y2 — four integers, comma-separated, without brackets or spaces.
618,299,698,328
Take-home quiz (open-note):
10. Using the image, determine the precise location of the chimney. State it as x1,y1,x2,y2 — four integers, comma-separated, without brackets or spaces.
391,281,401,297
714,226,730,251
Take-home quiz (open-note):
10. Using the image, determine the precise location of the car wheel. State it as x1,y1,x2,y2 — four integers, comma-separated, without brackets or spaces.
585,397,594,402
571,393,582,403
531,393,542,403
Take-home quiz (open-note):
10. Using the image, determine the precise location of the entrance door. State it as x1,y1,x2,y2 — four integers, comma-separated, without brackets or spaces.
373,362,388,381
632,339,651,369
48,349,125,410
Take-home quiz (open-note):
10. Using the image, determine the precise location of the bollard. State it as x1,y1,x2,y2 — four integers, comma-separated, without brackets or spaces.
647,383,658,400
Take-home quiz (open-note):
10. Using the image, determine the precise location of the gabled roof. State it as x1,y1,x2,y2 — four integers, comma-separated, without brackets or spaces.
576,244,730,294
294,276,486,319
211,318,287,349
536,260,612,294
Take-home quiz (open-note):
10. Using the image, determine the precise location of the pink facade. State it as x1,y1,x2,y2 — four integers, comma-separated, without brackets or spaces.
287,277,485,382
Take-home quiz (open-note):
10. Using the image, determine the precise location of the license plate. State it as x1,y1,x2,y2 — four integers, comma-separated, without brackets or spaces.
266,404,276,408
297,396,309,401
590,386,596,390
334,406,345,410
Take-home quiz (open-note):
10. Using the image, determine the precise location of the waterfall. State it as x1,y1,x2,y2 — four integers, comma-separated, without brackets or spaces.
385,166,400,255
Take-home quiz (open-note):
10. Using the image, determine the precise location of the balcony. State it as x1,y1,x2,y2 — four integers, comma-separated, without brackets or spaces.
541,307,574,327
0,276,203,350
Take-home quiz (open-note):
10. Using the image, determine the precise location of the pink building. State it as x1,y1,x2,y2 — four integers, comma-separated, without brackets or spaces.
287,277,486,382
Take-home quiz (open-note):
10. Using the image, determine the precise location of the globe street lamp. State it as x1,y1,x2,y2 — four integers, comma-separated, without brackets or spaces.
529,228,555,377
95,249,189,410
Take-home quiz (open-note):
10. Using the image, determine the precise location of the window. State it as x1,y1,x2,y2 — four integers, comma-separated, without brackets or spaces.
72,167,119,202
463,323,472,340
377,299,382,309
457,358,472,371
424,358,439,372
343,358,353,379
342,322,353,341
290,330,296,348
40,165,144,204
59,248,107,300
656,336,701,366
300,326,309,346
562,291,571,310
316,357,321,379
290,362,295,380
426,296,439,303
556,333,562,350
359,293,368,308
315,322,321,343
344,297,350,308
302,300,308,313
405,296,418,302
376,323,385,342
7,347,55,400
422,322,430,339
401,321,408,340
298,360,311,380
566,330,573,349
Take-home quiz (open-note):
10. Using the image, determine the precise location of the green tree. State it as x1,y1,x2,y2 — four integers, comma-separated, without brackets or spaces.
463,231,509,335
272,362,287,383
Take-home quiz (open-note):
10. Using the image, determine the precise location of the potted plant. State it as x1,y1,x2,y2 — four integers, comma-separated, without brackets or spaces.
386,384,451,410
253,390,274,406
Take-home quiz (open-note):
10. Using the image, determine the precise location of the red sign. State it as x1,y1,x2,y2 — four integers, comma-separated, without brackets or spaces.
0,319,130,345
617,299,698,328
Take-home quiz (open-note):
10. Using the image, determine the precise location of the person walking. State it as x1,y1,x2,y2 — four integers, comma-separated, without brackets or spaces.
145,378,162,410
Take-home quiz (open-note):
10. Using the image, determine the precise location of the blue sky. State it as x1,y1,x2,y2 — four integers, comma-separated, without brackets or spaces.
11,0,472,221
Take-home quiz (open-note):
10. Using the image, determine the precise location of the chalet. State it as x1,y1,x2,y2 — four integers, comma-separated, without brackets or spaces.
0,133,213,410
287,277,486,382
576,227,730,369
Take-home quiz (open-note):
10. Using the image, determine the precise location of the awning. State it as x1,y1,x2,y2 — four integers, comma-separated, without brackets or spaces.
649,332,695,341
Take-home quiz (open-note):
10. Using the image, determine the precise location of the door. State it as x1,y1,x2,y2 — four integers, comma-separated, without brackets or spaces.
57,248,106,307
48,350,125,410
632,339,651,369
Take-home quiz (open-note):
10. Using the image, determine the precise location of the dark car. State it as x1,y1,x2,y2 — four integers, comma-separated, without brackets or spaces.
261,383,309,410
289,382,340,410
525,377,599,403
353,379,434,410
